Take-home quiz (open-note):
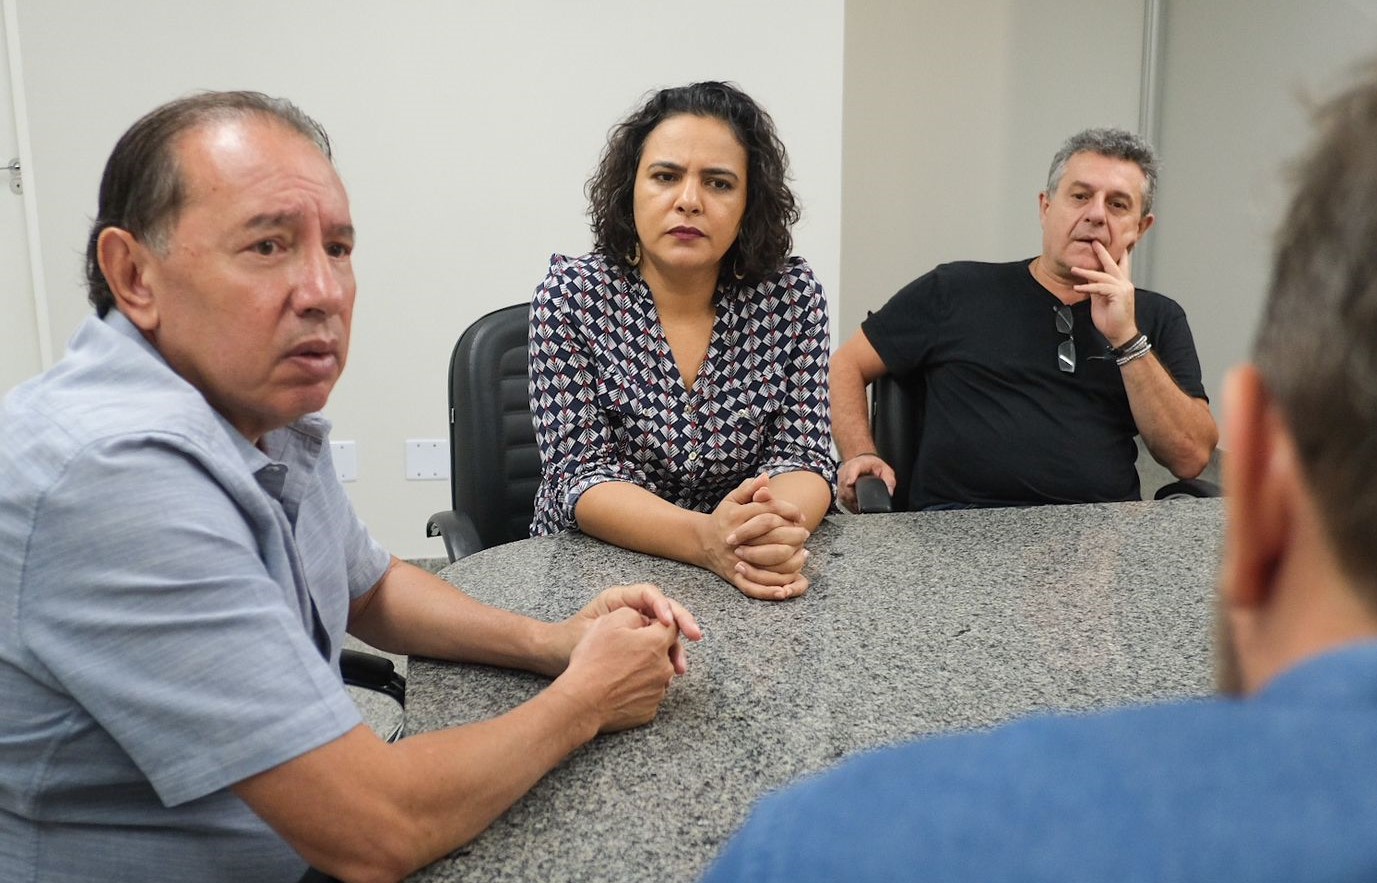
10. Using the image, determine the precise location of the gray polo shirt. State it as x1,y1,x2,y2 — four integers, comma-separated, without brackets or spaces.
0,311,391,881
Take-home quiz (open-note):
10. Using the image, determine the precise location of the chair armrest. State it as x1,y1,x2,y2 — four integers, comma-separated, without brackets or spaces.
340,648,406,707
425,509,484,563
1153,477,1222,500
854,475,894,514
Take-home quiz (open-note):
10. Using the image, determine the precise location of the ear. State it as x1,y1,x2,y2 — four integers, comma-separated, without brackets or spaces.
97,227,160,332
1219,365,1299,611
1124,213,1156,255
1038,191,1051,221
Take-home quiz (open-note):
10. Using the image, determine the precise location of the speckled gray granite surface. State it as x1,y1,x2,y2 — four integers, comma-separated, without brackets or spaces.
404,499,1224,882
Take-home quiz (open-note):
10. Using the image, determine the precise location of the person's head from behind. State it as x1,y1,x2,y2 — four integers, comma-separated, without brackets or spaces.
586,81,799,288
1039,127,1157,275
1217,62,1377,695
89,91,356,444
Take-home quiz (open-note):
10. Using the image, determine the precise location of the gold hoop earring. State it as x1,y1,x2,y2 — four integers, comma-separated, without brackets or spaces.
627,242,641,268
732,256,746,281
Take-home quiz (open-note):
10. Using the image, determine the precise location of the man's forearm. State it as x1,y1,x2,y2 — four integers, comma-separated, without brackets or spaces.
349,559,570,677
238,681,601,882
1121,355,1219,478
250,590,684,881
376,678,603,866
829,359,878,461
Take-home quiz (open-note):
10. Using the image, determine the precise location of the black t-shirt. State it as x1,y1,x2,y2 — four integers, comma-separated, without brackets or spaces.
862,259,1207,509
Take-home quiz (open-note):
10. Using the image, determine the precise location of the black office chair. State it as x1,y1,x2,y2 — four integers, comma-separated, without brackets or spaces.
425,304,540,562
337,643,407,751
853,372,1221,513
340,649,405,707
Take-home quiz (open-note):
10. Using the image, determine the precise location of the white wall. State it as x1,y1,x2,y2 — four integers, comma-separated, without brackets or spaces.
8,0,844,557
0,3,42,393
840,0,1148,333
1151,0,1377,426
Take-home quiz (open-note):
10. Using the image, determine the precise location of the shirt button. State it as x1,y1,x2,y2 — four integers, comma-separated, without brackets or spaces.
687,451,699,462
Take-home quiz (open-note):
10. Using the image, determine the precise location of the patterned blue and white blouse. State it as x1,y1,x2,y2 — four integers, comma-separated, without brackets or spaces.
529,252,836,537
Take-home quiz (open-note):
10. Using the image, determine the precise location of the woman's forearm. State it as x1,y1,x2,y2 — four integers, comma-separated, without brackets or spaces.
574,482,714,570
767,470,832,530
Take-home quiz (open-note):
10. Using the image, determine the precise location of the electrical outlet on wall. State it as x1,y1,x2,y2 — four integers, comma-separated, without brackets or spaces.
405,439,450,480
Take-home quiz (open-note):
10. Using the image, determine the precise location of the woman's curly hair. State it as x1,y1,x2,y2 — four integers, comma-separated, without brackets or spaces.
586,81,800,288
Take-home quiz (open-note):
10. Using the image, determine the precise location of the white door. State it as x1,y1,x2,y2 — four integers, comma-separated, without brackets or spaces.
0,4,43,395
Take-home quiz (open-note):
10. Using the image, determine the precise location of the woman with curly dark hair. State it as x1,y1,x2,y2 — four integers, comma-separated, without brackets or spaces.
529,81,835,601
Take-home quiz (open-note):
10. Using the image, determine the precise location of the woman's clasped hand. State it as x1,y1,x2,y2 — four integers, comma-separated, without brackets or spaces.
703,474,813,600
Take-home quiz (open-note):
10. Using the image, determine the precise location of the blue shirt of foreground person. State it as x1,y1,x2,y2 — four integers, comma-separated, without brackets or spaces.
704,66,1377,883
0,92,700,883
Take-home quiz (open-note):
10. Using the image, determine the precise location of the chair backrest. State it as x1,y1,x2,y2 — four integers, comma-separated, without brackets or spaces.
447,303,539,551
870,371,925,512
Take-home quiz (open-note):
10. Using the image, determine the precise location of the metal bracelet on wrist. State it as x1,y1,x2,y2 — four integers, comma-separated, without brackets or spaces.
1112,334,1152,366
1117,343,1152,366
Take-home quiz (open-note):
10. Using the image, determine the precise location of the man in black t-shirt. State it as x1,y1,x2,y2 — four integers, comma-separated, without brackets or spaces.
831,128,1218,511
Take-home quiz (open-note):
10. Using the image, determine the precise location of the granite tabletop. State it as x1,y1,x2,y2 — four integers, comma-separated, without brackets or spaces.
404,498,1224,882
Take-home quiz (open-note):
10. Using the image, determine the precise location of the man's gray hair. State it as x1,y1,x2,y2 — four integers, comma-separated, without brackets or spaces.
1045,127,1159,216
85,91,333,317
1253,61,1377,601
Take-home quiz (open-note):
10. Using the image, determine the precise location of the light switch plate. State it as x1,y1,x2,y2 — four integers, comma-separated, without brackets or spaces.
330,440,358,482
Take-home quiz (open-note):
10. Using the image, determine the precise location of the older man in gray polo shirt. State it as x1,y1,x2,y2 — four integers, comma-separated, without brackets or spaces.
0,91,701,883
